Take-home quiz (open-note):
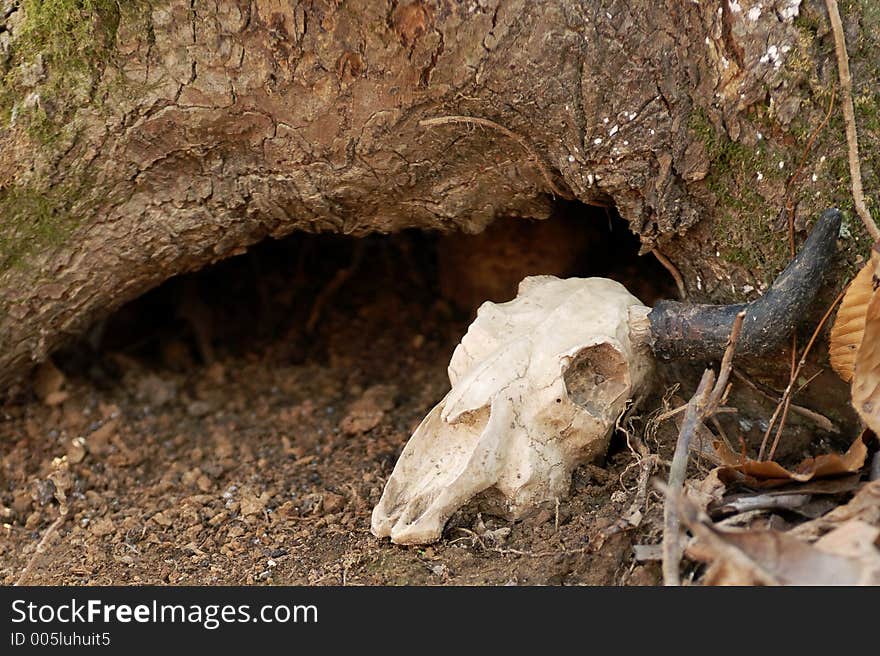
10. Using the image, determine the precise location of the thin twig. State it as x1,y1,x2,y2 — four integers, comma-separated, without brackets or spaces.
662,369,713,587
708,313,744,410
731,368,837,433
652,249,688,300
758,289,846,461
781,87,836,252
419,115,572,199
489,546,590,558
452,528,588,558
709,415,735,453
15,513,66,586
656,404,737,423
795,369,824,396
660,481,780,586
656,405,687,422
825,0,880,242
305,242,365,334
662,311,745,586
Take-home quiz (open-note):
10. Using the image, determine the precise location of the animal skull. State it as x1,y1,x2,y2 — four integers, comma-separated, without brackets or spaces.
371,276,653,544
370,209,841,545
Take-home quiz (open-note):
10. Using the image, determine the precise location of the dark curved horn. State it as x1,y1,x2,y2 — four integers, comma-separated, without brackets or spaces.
648,208,842,360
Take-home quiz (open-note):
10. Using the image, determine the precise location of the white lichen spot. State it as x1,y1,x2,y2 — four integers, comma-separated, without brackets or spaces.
721,56,730,70
623,140,629,146
780,0,801,22
742,284,755,294
778,160,785,169
628,111,637,120
594,137,603,145
760,45,780,68
812,173,818,182
649,129,656,135
748,6,762,21
696,276,703,291
587,173,595,186
756,171,764,181
728,0,742,13
23,92,41,109
757,131,763,140
609,125,619,136
568,154,575,163
820,155,826,163
603,117,609,124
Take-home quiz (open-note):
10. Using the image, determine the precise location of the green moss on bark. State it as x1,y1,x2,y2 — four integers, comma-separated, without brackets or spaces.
0,183,81,274
0,0,123,140
688,109,790,282
690,0,880,287
786,0,880,279
0,2,151,275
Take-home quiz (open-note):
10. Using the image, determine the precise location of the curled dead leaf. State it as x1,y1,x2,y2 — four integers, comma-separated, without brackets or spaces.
713,432,868,488
829,257,876,382
790,479,880,541
677,490,880,585
852,247,880,434
695,521,880,585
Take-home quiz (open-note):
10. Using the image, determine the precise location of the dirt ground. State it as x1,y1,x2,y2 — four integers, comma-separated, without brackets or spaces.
0,215,855,586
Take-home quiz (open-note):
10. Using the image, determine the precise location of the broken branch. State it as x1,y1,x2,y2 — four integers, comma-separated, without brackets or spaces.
758,289,846,461
662,310,746,586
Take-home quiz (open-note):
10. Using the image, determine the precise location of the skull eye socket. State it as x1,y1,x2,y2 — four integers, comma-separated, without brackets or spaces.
563,343,629,416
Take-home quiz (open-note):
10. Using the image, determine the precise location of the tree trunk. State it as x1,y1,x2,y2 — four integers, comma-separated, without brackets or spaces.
0,0,874,385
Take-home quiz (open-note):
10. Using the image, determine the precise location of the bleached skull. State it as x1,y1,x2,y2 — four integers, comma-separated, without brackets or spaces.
371,276,654,544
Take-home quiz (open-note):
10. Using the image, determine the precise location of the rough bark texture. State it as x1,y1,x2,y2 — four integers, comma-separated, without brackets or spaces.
0,0,877,385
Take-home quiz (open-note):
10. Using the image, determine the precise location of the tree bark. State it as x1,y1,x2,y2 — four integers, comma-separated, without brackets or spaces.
0,0,874,385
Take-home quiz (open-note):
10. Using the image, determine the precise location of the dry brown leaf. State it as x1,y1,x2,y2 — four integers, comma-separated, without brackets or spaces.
698,522,880,585
713,433,868,488
852,246,880,433
790,479,880,541
829,257,876,382
707,474,861,525
678,493,880,585
685,468,726,513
